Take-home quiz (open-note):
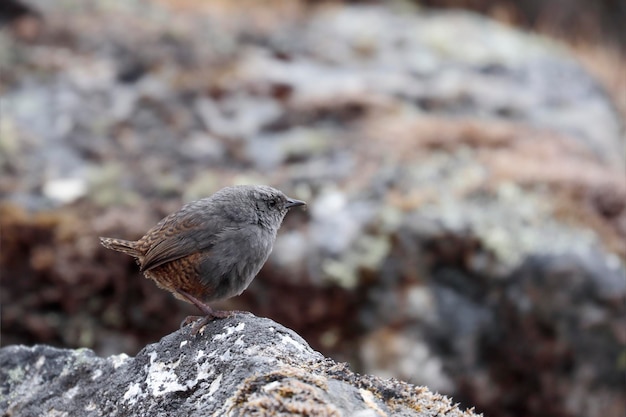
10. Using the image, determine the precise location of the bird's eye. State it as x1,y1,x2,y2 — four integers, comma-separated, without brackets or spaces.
268,199,277,208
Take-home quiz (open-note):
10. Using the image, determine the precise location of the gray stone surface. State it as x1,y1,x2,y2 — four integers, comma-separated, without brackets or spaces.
2,2,624,417
0,315,479,417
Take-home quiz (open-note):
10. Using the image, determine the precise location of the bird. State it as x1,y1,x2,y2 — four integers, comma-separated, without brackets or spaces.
100,185,306,333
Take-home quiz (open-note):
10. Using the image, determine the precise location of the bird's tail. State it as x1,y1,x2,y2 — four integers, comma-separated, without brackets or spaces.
99,237,140,257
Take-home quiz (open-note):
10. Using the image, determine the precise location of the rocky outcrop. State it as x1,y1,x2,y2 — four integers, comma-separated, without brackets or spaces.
1,2,624,417
0,315,478,417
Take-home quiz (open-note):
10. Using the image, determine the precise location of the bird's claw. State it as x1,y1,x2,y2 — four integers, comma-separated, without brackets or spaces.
181,310,247,335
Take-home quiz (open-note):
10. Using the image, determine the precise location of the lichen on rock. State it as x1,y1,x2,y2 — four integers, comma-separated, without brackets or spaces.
0,315,479,417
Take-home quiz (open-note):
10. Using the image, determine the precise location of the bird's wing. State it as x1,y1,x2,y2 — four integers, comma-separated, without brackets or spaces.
141,233,210,272
140,203,225,272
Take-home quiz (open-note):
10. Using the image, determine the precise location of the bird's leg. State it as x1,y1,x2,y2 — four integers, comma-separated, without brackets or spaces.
177,289,234,334
177,289,217,316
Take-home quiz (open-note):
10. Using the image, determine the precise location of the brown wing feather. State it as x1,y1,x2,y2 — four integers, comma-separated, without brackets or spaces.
141,236,203,271
99,237,140,257
136,196,240,272
139,214,221,272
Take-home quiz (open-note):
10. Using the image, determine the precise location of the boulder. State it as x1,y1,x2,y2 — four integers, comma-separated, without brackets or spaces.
1,2,624,417
0,315,478,417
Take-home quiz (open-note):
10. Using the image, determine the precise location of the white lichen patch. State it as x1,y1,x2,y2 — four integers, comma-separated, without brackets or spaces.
109,353,130,369
7,364,25,382
146,352,187,396
64,385,80,400
144,351,216,397
219,349,234,362
234,335,245,346
243,345,262,357
180,340,188,348
212,322,246,341
91,369,103,380
5,371,44,410
193,361,214,384
280,334,307,352
35,355,46,370
207,373,222,397
123,382,144,405
84,402,97,411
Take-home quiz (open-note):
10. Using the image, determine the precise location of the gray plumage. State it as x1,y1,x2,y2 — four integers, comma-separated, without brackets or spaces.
100,185,305,323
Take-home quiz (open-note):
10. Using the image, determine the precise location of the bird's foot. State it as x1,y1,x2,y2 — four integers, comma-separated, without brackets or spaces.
181,310,244,335
176,290,251,335
180,315,203,328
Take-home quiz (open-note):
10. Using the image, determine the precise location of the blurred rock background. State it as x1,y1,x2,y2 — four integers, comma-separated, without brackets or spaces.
1,1,624,416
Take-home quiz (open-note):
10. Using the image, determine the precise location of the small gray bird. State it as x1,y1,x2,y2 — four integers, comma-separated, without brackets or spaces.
100,185,306,332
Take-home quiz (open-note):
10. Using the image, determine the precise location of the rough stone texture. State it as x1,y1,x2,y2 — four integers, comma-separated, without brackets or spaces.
1,2,625,417
0,315,479,417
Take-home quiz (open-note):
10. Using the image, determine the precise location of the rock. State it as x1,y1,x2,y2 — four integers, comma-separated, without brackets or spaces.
1,2,625,417
0,315,479,417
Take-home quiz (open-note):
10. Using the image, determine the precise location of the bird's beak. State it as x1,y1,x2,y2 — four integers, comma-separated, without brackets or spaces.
286,198,306,209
